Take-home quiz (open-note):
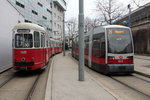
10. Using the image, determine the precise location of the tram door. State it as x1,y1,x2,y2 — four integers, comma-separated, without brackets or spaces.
41,33,46,65
46,39,49,63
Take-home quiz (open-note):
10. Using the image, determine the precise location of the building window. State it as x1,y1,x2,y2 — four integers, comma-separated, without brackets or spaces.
25,20,32,23
38,2,43,7
47,9,52,14
54,13,56,17
54,4,57,8
47,28,51,31
38,24,43,27
32,10,38,15
43,16,47,20
50,3,52,8
16,1,25,8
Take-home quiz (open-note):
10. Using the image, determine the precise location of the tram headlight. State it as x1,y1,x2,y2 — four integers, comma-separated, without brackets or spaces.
21,57,26,62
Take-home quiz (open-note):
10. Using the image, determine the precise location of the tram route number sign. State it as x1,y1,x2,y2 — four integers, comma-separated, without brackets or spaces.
17,29,30,33
108,29,125,34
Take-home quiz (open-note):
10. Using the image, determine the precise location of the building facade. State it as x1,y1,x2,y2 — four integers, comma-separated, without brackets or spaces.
0,0,66,68
52,0,66,40
7,0,53,36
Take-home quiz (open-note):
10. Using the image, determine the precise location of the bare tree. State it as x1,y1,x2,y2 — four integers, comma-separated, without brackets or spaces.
132,0,149,8
95,0,125,25
66,17,78,47
84,17,103,32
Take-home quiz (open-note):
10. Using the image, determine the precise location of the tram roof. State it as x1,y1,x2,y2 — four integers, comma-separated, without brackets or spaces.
85,25,130,35
13,23,46,32
103,25,129,29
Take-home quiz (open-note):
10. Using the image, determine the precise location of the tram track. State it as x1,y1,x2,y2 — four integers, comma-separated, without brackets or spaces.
0,70,40,100
132,73,150,83
111,74,150,97
0,57,53,100
25,61,52,100
85,67,150,100
0,75,15,88
0,68,15,89
25,74,41,100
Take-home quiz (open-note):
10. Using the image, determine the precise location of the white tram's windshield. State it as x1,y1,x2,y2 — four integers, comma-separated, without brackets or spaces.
15,34,33,48
107,28,133,54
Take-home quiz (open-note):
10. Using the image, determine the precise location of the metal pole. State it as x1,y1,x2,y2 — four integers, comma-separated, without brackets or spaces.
128,4,131,27
63,13,65,56
78,0,84,81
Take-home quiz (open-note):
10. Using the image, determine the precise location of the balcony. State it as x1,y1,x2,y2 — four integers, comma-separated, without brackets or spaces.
53,0,67,11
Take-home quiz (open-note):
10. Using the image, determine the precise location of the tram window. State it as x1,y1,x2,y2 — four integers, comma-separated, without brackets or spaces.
92,34,100,57
51,41,52,47
49,41,51,47
12,39,14,48
34,31,40,47
107,28,133,54
92,33,105,58
15,34,23,48
85,36,89,55
41,34,44,47
15,34,33,48
24,34,33,48
43,35,45,47
100,34,105,58
46,41,48,47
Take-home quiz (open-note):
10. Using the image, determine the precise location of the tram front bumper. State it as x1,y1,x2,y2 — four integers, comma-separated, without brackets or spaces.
107,64,134,73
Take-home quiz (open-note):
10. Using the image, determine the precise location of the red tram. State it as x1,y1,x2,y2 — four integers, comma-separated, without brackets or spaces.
72,25,134,74
12,23,62,70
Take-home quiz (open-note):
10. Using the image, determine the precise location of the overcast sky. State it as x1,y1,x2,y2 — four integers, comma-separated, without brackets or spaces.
65,0,131,20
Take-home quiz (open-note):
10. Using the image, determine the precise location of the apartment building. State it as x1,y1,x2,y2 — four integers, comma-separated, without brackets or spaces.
52,0,66,40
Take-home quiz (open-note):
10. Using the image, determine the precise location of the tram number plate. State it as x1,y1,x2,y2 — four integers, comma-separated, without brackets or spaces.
118,60,123,63
20,67,27,70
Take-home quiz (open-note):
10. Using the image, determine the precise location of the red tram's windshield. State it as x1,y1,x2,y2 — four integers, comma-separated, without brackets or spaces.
15,34,33,48
107,28,133,54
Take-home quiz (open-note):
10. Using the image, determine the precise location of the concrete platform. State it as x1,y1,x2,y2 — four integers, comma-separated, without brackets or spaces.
134,55,150,77
45,52,116,100
44,53,150,100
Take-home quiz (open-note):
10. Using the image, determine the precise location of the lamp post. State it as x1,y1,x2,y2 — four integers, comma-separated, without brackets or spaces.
63,13,65,56
78,0,84,81
128,4,131,27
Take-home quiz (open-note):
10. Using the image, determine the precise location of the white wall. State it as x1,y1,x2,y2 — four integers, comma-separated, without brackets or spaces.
0,0,24,68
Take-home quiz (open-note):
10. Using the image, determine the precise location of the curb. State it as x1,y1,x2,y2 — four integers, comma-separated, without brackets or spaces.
44,56,55,100
0,64,12,74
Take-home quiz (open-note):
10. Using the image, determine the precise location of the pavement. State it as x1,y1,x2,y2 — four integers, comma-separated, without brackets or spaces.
44,52,150,100
134,55,150,77
45,52,116,100
135,55,150,60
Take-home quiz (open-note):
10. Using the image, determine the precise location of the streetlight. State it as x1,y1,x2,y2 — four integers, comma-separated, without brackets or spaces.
63,13,65,56
78,0,84,81
128,4,131,27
